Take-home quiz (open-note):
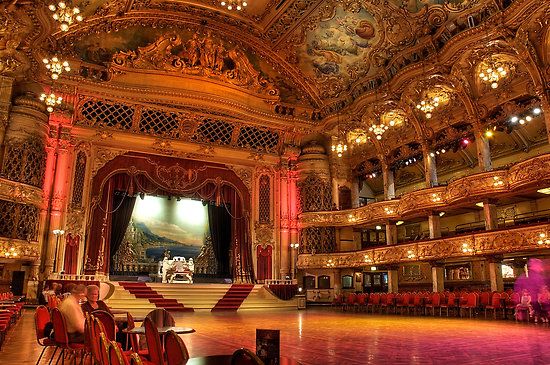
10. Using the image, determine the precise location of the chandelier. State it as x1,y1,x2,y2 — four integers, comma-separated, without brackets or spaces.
347,128,369,144
43,57,71,80
478,59,513,89
48,2,83,32
40,92,63,113
2,246,18,258
220,0,247,11
416,96,440,119
331,139,348,158
369,124,389,140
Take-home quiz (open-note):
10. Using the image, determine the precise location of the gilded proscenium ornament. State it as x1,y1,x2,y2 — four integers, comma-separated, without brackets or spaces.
297,223,550,269
300,154,550,227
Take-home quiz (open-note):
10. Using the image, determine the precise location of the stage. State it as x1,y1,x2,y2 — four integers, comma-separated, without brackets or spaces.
104,281,297,316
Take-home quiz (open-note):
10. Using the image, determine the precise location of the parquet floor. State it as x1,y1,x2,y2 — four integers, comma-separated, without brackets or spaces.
2,308,550,365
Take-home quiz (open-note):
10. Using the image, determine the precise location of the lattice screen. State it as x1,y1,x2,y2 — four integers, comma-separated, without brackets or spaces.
192,119,234,145
298,174,333,212
71,151,87,209
0,200,39,241
258,175,271,223
140,109,180,136
299,227,335,254
80,100,134,129
1,138,46,188
237,126,279,153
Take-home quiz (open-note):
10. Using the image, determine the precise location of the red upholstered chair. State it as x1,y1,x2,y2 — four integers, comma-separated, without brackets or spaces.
479,291,490,310
34,305,57,365
99,333,111,365
93,310,117,341
51,308,86,365
485,292,503,319
109,340,129,365
381,293,395,314
344,293,356,312
367,293,380,313
425,293,442,316
231,348,264,365
127,312,147,355
460,292,478,318
408,293,422,315
146,308,175,327
144,317,164,365
396,293,409,315
331,294,343,309
165,330,190,365
440,293,457,316
130,353,146,365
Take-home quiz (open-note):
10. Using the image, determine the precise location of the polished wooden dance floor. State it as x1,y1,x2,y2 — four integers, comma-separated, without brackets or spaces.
2,308,550,365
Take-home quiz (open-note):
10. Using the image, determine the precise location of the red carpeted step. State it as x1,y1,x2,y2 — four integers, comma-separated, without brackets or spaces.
211,284,254,311
118,281,194,312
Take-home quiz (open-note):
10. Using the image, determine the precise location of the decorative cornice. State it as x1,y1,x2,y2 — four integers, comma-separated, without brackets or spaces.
0,178,44,208
297,223,550,269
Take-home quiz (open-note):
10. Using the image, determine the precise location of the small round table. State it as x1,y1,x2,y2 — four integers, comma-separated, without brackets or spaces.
123,326,195,335
187,355,301,365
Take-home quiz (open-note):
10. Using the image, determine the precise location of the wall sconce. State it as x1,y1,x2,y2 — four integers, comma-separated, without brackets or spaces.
492,176,504,187
431,193,442,203
537,233,550,245
462,243,474,253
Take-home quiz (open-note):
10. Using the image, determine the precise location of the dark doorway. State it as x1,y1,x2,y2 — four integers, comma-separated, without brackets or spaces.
11,270,25,295
362,272,387,293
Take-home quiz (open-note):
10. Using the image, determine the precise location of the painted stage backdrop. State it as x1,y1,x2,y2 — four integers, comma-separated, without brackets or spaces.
114,196,209,272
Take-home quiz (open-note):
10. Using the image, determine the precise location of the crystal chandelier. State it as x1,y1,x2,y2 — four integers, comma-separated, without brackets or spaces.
48,2,83,32
40,92,63,113
220,0,247,11
479,59,512,89
416,96,440,119
369,124,389,140
43,57,71,80
331,140,348,158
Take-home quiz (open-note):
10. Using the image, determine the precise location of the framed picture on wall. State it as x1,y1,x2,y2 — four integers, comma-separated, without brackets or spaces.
355,272,362,282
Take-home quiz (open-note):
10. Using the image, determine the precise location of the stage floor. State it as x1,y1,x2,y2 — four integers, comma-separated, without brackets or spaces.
3,308,550,364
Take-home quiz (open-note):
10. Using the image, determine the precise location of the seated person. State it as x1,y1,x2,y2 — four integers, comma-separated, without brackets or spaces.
515,289,533,320
58,284,87,343
81,285,112,314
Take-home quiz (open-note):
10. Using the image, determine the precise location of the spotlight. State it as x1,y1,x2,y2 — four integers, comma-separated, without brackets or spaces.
533,108,541,115
439,211,445,217
510,116,518,123
375,225,382,230
485,130,494,138
461,138,470,146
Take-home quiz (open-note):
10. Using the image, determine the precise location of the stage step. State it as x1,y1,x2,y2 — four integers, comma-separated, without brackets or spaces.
212,284,254,311
106,282,297,315
118,282,193,312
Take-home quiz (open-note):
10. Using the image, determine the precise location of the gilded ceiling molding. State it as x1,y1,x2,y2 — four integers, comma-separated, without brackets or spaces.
297,223,550,269
300,152,550,227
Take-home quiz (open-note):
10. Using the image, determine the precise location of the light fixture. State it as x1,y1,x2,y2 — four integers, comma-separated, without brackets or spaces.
537,187,550,195
326,259,335,268
366,172,377,179
439,211,446,217
375,225,382,230
48,1,83,32
3,246,19,258
533,107,542,115
462,243,474,253
290,243,299,249
40,92,63,113
369,123,389,140
331,140,347,158
370,266,377,271
396,220,404,226
493,176,504,187
475,202,484,208
220,0,247,11
485,130,494,138
478,58,513,89
537,233,550,245
347,214,357,223
43,57,71,80
348,129,369,145
384,207,394,215
364,254,373,263
431,193,442,203
407,250,416,259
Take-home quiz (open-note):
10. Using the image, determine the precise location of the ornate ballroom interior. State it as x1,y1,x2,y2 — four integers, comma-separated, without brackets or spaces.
0,0,550,335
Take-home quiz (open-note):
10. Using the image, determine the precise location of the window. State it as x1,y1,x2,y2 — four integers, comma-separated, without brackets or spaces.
318,275,331,289
502,264,515,279
303,276,315,290
342,275,353,289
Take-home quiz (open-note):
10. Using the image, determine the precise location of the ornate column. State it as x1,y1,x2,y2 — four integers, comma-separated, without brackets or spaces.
387,266,399,293
483,199,499,230
487,256,504,292
431,263,445,293
428,213,442,239
475,129,492,171
423,146,438,188
0,76,14,168
385,222,397,246
382,163,395,200
278,164,290,280
540,97,550,144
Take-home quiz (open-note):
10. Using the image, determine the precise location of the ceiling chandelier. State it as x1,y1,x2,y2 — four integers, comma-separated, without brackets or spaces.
369,124,389,140
220,0,247,11
48,2,83,32
40,92,63,113
331,139,348,158
348,128,369,144
478,59,513,89
43,57,71,80
416,96,440,119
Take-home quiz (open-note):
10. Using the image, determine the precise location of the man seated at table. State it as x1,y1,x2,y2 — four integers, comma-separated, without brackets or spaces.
58,284,87,343
81,285,112,314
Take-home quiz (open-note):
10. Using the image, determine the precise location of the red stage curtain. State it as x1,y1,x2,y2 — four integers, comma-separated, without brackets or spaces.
85,153,254,282
256,245,272,281
63,233,80,275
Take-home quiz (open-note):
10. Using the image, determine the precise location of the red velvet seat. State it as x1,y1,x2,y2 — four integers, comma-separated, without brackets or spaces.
51,308,86,365
425,293,442,316
165,330,190,365
485,292,503,319
34,305,57,365
460,292,478,318
367,293,380,313
144,317,164,365
440,293,457,316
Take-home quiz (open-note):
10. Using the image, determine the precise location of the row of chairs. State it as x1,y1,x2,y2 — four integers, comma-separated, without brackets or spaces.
35,306,265,365
0,292,24,350
332,291,522,319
